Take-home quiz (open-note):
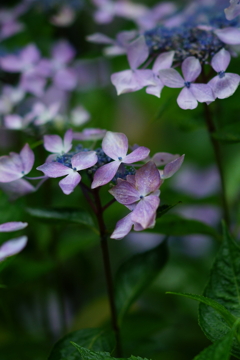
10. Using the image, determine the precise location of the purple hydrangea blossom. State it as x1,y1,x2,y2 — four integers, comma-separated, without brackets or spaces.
0,144,34,183
37,151,98,195
0,221,28,262
73,128,106,141
109,161,162,239
91,131,150,188
43,129,73,157
0,86,25,115
208,48,240,99
159,57,214,109
225,0,240,20
111,36,155,95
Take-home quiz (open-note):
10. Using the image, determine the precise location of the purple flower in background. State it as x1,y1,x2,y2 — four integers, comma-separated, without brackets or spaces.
0,179,35,200
0,221,28,262
0,86,25,115
208,48,240,99
91,131,150,188
44,129,73,155
73,128,106,141
146,51,174,98
110,161,161,239
0,144,34,183
37,151,98,195
225,0,240,20
159,57,214,109
25,102,61,126
111,36,155,95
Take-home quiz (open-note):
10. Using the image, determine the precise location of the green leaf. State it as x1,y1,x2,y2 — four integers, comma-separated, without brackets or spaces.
25,207,97,231
72,343,152,360
151,214,221,241
199,224,240,358
193,321,239,360
48,328,115,360
212,122,240,144
156,202,181,219
166,292,236,328
115,240,168,324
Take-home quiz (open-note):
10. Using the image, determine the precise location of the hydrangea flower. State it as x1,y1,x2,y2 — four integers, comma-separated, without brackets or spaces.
0,86,25,115
37,151,98,195
159,57,214,109
225,0,240,20
0,144,34,183
111,36,155,95
109,161,162,239
208,48,240,99
0,221,28,262
91,131,150,188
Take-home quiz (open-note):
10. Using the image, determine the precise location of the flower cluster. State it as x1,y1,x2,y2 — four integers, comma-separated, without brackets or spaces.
0,129,184,239
90,0,240,110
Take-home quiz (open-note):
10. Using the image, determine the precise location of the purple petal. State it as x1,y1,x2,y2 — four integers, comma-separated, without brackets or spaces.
73,128,106,141
214,27,240,45
20,44,40,64
0,154,23,183
0,178,35,200
124,146,150,164
182,57,201,82
4,114,24,129
91,161,120,188
190,84,215,103
109,181,140,204
131,195,160,229
20,144,35,175
146,82,164,98
52,40,75,63
59,171,81,195
71,151,98,171
208,73,240,99
0,222,28,232
102,131,128,160
162,155,185,179
211,48,231,73
0,236,27,261
86,33,115,44
159,68,184,88
63,129,73,153
151,152,179,166
177,87,198,110
0,55,23,72
135,161,161,196
44,134,63,153
225,0,240,20
37,162,71,178
127,35,149,70
20,74,46,97
53,68,78,90
153,51,175,73
111,70,145,95
110,213,133,240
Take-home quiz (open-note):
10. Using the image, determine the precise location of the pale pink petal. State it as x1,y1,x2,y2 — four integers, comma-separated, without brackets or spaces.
131,195,160,229
109,181,140,204
151,152,179,166
135,161,161,196
71,151,98,171
225,0,240,20
208,73,240,99
110,213,133,240
0,236,27,261
59,171,81,195
159,68,184,88
91,161,120,188
214,27,240,45
54,68,78,90
177,87,198,110
211,48,231,73
153,51,175,73
44,134,63,153
0,222,28,232
102,131,128,160
63,129,73,153
127,35,149,70
86,33,115,44
190,84,215,103
182,57,201,82
124,146,150,164
20,144,34,175
162,155,185,179
37,162,71,178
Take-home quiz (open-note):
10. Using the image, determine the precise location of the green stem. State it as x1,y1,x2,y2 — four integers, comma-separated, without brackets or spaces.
203,103,230,227
92,188,122,357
